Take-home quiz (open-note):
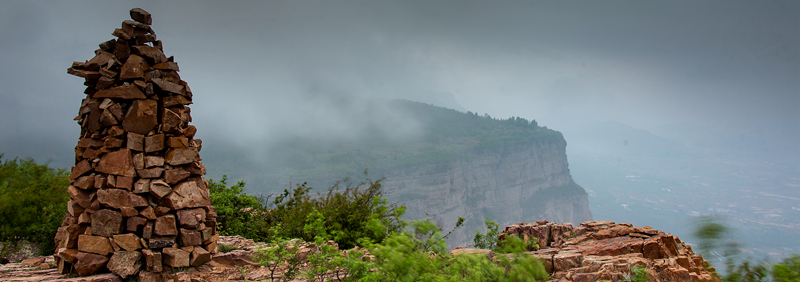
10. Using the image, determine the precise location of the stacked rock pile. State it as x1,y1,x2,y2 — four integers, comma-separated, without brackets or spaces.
54,8,219,279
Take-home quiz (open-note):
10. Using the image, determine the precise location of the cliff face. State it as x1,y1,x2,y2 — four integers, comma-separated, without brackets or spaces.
380,138,592,247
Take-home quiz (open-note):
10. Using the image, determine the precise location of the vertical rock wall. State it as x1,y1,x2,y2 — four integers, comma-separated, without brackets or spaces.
53,8,219,278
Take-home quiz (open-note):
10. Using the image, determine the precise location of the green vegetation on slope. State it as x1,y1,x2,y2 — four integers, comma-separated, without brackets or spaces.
0,155,69,256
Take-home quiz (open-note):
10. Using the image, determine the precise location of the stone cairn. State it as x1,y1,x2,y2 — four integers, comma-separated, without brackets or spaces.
54,8,219,279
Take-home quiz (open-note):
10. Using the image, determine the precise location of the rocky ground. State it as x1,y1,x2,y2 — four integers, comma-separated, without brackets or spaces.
0,221,720,282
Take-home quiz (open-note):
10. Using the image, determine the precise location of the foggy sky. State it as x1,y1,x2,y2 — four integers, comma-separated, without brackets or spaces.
1,1,798,169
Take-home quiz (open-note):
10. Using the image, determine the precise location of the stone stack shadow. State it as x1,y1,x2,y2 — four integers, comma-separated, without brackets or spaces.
54,8,219,279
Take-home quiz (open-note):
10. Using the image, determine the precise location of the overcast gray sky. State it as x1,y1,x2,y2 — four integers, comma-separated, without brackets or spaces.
1,1,798,168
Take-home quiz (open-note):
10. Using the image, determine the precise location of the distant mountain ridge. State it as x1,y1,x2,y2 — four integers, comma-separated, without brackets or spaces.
202,100,592,247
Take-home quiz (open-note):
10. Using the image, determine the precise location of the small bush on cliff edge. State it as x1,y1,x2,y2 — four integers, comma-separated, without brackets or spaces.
209,171,405,249
0,155,69,256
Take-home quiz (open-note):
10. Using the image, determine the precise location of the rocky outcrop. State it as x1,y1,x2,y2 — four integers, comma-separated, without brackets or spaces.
382,139,592,247
494,220,719,282
55,8,218,278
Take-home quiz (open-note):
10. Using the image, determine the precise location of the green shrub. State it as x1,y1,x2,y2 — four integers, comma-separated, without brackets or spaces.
209,172,405,249
0,155,69,255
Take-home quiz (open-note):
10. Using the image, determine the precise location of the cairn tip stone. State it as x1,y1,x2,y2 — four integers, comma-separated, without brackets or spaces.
57,7,218,277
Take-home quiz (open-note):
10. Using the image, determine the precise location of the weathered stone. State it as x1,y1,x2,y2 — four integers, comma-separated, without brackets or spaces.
164,169,190,184
116,175,134,190
212,250,256,266
119,54,148,80
553,251,583,272
154,206,171,216
73,175,95,189
190,247,212,267
130,8,152,25
96,148,136,177
94,84,146,99
162,248,190,268
68,185,93,208
140,206,157,220
67,200,84,217
150,77,183,94
74,252,110,276
142,249,163,273
120,206,139,217
104,137,124,148
91,209,123,237
57,248,80,264
167,137,189,148
132,45,167,64
108,251,143,279
145,134,165,153
69,160,93,181
122,99,158,135
78,235,113,255
184,161,207,176
177,208,205,228
162,180,210,210
154,215,178,236
184,125,197,138
150,180,172,198
152,62,179,71
126,216,147,233
127,132,145,151
643,238,667,260
134,178,151,193
138,167,164,178
139,271,168,282
98,188,149,209
148,237,175,249
179,228,202,246
143,222,154,239
163,109,182,132
145,156,165,168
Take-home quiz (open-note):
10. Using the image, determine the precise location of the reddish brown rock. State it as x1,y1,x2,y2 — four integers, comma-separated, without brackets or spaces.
140,206,157,220
190,247,212,267
145,155,164,168
120,206,139,217
69,160,93,181
122,99,158,135
96,148,136,177
145,134,165,153
137,167,164,178
94,84,147,99
154,215,178,236
179,228,202,246
78,235,114,256
91,209,123,237
74,252,110,276
127,132,145,151
68,185,93,208
134,178,151,193
116,175,134,190
119,54,148,80
142,249,163,273
162,248,190,268
126,216,147,233
107,251,143,279
149,180,172,198
97,188,148,209
164,148,197,166
164,169,190,184
152,62,179,71
161,180,210,210
132,45,167,64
